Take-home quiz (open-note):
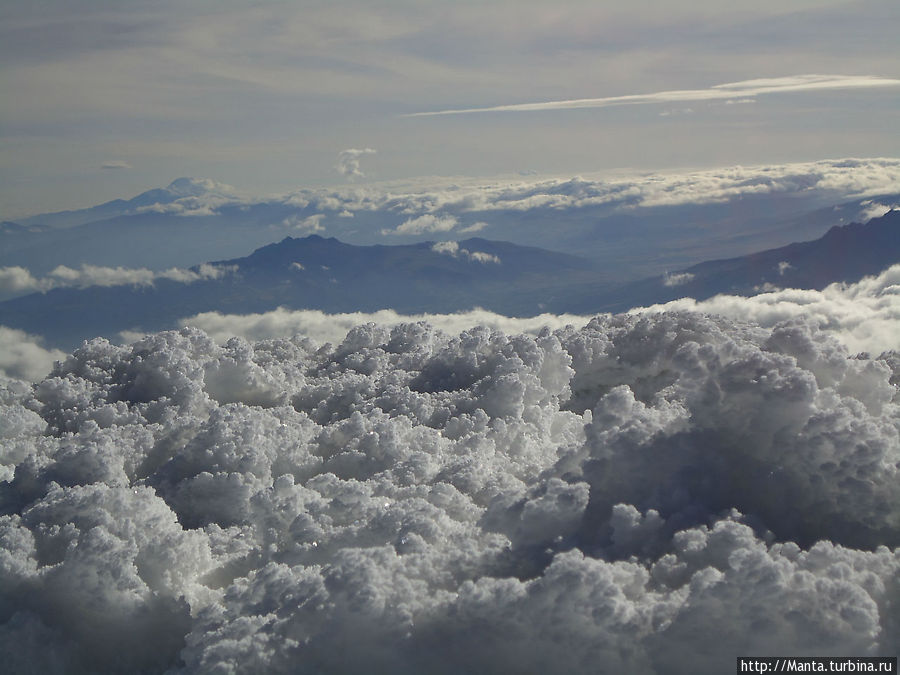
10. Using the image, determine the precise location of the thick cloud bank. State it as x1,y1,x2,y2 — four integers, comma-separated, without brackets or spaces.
639,263,900,356
1,311,899,673
169,307,592,347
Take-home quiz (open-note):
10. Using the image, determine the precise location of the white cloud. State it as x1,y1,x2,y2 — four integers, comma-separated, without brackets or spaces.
3,295,900,671
131,178,241,217
431,240,460,256
285,158,900,220
336,148,376,179
282,213,324,232
467,251,500,264
635,263,900,355
0,266,43,299
385,213,458,235
662,271,694,287
0,263,236,299
459,221,489,233
176,307,590,345
431,240,500,264
0,325,66,381
856,201,897,222
408,74,900,116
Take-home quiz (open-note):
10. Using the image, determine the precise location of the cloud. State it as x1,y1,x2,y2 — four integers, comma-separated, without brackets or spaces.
336,148,376,179
288,158,900,220
47,263,235,288
0,263,236,300
100,160,132,170
856,201,897,222
0,266,43,299
174,307,590,345
635,263,900,356
384,213,459,235
459,221,489,233
658,107,693,117
3,295,900,672
407,74,900,116
130,178,241,217
468,251,500,264
282,214,324,233
431,240,500,263
0,325,66,381
662,271,694,287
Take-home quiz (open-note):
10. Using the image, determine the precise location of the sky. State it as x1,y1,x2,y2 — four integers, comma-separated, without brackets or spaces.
2,0,899,219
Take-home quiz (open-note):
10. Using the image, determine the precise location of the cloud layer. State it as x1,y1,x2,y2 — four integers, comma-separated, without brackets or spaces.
408,74,900,116
0,263,236,301
638,263,900,356
166,307,590,347
2,277,898,672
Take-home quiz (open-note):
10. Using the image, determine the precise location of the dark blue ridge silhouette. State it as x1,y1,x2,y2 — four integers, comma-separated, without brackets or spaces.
1,211,897,350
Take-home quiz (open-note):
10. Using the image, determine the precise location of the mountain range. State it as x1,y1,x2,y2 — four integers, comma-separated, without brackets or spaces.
4,176,897,280
1,210,897,350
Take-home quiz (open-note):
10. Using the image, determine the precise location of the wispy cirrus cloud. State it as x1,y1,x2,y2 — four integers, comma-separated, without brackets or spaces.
407,74,900,116
100,160,132,170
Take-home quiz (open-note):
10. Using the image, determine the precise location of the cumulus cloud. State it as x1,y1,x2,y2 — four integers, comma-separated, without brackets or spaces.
337,148,376,179
0,263,236,300
174,307,589,345
0,266,42,299
282,213,324,233
431,240,500,263
1,299,899,672
636,263,900,355
856,201,897,222
385,213,459,235
662,271,694,287
407,74,900,116
47,263,235,289
0,326,66,381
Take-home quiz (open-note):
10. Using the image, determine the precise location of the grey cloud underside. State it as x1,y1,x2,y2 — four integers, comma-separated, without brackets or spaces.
1,311,898,674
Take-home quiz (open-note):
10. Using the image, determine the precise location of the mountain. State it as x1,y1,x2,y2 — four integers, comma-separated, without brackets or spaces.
4,175,896,279
12,177,236,230
1,211,897,351
0,236,600,350
565,208,900,313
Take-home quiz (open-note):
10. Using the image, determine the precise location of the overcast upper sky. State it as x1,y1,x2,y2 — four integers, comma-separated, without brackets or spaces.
1,0,899,219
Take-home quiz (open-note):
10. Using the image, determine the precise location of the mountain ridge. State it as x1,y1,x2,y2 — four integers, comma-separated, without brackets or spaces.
1,210,897,350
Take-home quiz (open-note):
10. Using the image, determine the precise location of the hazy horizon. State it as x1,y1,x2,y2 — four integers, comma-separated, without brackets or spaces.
2,0,899,219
